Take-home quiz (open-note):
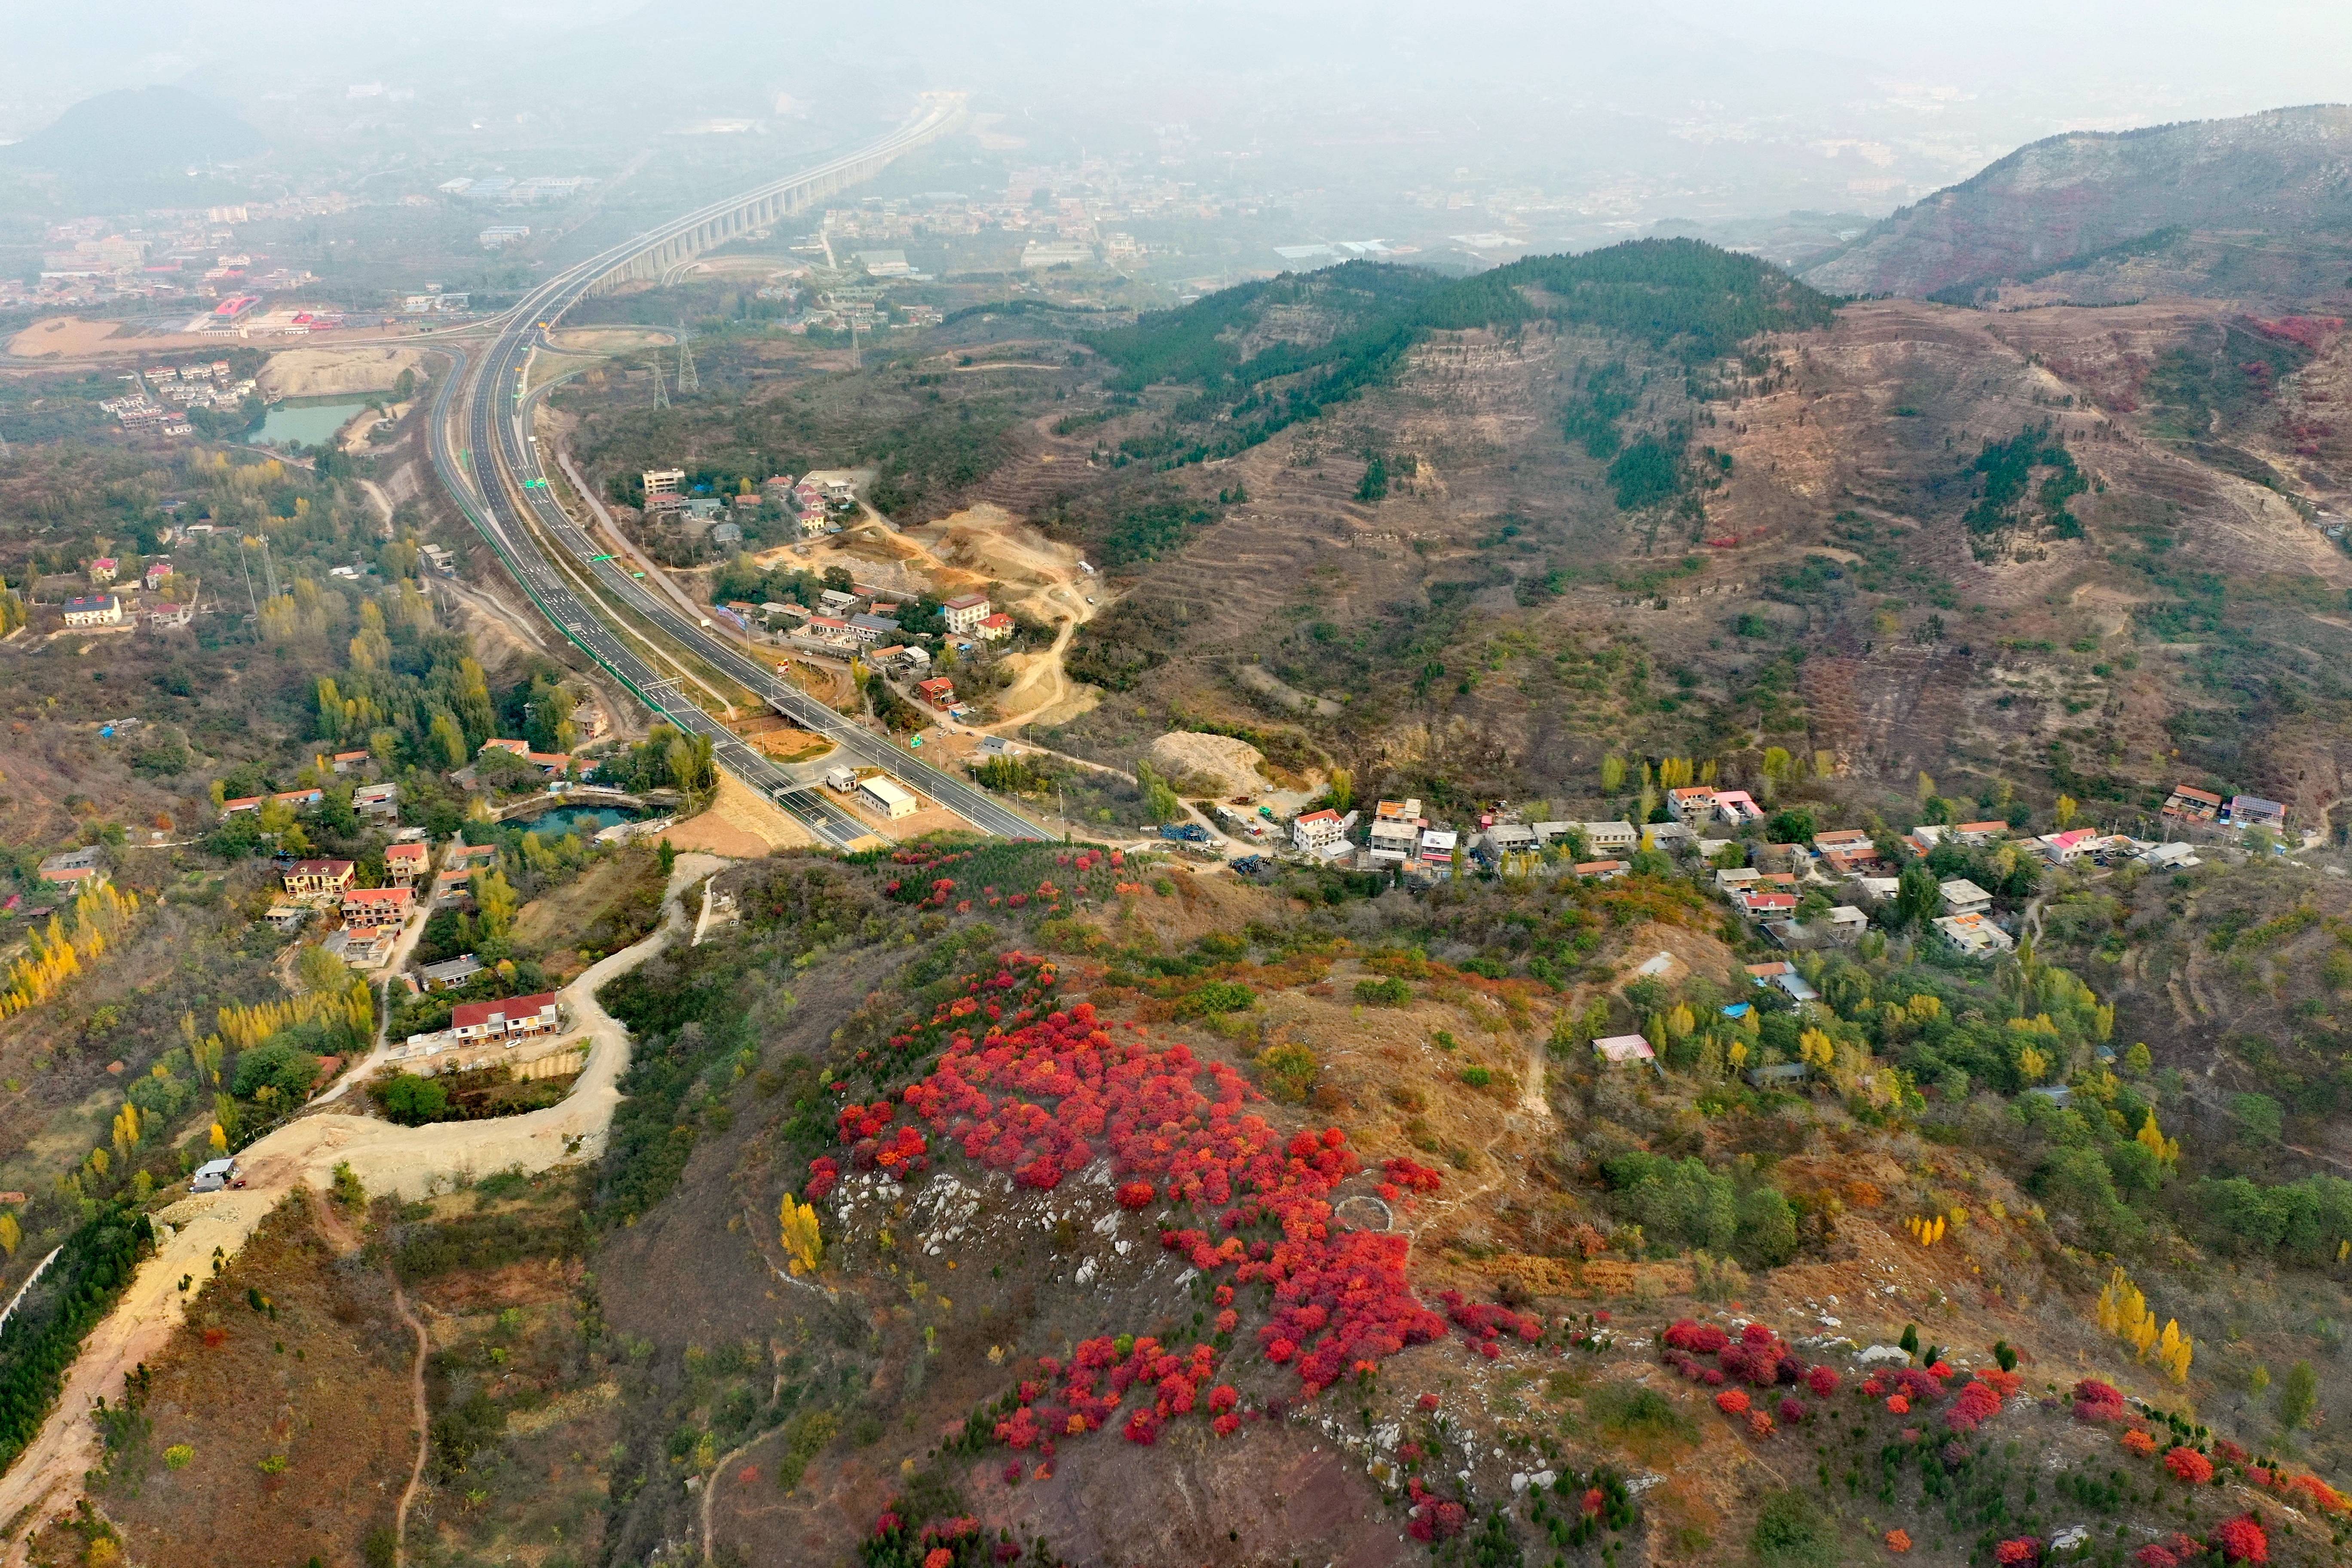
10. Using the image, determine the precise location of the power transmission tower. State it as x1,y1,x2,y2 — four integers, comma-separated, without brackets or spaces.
676,324,698,395
255,535,280,602
649,357,668,410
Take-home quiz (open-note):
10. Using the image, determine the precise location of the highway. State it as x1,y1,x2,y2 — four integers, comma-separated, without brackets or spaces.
426,103,1050,846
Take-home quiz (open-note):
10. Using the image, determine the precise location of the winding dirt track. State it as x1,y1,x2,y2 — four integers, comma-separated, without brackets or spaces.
0,854,726,1561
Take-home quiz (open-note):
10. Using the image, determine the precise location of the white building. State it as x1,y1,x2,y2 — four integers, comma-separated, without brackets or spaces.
62,594,122,627
861,776,918,819
1938,878,1992,917
941,594,990,634
1935,913,2015,955
1291,808,1353,857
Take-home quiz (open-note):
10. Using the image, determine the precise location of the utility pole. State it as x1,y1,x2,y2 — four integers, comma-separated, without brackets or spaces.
649,357,668,410
849,314,861,371
677,324,698,395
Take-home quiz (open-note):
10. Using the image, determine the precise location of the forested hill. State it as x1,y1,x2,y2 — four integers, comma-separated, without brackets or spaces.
1084,238,1839,464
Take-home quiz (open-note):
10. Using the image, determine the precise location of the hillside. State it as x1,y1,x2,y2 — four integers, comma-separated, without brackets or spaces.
78,836,2340,1568
1801,106,2352,305
0,86,266,178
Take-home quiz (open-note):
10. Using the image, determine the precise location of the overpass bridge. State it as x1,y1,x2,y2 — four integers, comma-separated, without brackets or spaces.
585,94,965,295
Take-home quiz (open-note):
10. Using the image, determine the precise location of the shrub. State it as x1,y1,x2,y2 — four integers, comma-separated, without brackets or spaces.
163,1443,193,1470
2163,1446,2214,1485
1354,977,1412,1007
1458,1066,1492,1088
1255,1044,1318,1104
378,1073,449,1126
1175,981,1256,1018
1748,1488,1834,1568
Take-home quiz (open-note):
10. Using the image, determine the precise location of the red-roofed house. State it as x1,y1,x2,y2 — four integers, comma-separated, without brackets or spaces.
915,677,956,707
88,557,119,584
341,885,414,930
976,613,1014,642
383,841,431,883
450,992,559,1044
219,795,263,816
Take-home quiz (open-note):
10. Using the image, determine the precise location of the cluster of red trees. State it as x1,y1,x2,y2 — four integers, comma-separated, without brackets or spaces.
1403,1477,1469,1543
2249,315,2343,352
1436,1290,1541,1360
2072,1378,2128,1423
992,1335,1242,1453
1378,1157,1443,1205
1671,1320,2018,1441
832,1100,932,1179
2132,1518,2267,1568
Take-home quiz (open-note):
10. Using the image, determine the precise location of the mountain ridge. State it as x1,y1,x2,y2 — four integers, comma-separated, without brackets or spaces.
1802,103,2352,301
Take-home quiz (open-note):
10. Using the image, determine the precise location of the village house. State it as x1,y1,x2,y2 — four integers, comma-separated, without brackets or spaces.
1643,821,1697,851
37,847,107,890
355,783,399,822
61,594,122,628
282,858,356,898
1368,800,1424,865
2162,785,2223,824
340,885,413,931
1579,820,1638,855
330,749,371,773
2037,828,2104,864
1291,807,1353,858
976,613,1015,642
219,795,263,816
1574,859,1630,880
274,787,323,809
915,676,956,707
87,557,118,584
142,560,173,592
431,868,475,907
1813,828,1872,853
1418,828,1458,872
1739,889,1799,922
450,992,560,1045
1939,878,1993,918
1714,866,1763,894
1592,1034,1656,1066
383,840,430,883
1953,820,2010,846
1712,789,1764,825
1666,787,1718,826
1936,911,2015,955
1481,822,1538,864
1746,960,1820,1002
941,593,991,634
417,954,485,991
2227,795,2288,832
848,612,900,644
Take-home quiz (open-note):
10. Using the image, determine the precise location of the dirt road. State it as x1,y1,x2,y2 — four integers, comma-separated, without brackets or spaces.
0,854,725,1559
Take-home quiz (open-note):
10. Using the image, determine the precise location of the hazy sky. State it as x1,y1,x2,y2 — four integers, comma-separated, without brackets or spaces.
5,0,2350,220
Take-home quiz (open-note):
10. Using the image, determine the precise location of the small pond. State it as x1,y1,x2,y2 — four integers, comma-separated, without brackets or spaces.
251,399,371,448
508,804,642,840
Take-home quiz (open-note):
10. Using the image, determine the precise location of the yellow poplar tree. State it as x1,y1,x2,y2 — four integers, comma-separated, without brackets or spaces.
780,1195,824,1276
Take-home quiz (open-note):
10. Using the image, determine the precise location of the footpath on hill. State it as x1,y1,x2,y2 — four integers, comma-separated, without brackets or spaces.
0,853,727,1562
